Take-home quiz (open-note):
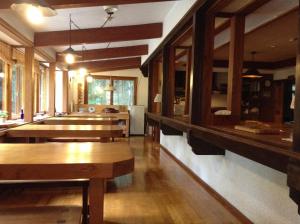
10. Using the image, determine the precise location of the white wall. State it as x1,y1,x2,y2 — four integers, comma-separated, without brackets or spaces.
92,68,148,108
161,133,300,224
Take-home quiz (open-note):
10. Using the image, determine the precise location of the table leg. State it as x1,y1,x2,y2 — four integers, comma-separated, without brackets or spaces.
89,178,104,224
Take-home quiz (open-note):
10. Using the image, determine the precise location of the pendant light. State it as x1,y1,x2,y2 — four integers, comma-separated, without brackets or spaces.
86,74,93,83
104,77,115,91
243,51,263,79
11,0,57,24
60,14,81,64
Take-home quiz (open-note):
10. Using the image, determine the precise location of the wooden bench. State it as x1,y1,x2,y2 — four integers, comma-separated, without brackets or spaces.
0,206,82,224
0,180,89,224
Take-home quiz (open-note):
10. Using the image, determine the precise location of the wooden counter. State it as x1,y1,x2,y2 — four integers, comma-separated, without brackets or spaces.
7,124,123,139
0,142,134,224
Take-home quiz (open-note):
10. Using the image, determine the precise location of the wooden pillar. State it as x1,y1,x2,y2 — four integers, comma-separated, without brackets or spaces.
184,48,192,115
5,63,12,120
161,45,175,117
189,11,215,126
24,47,35,122
147,62,153,113
35,70,40,113
227,15,245,118
62,70,68,113
48,62,56,116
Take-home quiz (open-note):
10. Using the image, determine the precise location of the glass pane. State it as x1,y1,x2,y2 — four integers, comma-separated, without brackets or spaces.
11,64,23,115
88,79,110,105
0,60,4,111
113,80,134,106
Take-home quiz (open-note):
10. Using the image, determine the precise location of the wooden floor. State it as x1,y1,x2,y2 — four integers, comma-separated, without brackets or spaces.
0,137,249,223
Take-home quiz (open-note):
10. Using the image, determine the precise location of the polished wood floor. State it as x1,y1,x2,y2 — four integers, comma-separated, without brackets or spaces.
0,137,249,223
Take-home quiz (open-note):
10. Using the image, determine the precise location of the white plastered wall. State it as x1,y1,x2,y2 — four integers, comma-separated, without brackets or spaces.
161,132,300,224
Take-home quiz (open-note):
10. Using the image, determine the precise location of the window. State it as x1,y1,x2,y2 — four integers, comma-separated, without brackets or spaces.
40,67,49,112
11,64,24,115
113,79,135,105
0,60,4,111
87,76,136,106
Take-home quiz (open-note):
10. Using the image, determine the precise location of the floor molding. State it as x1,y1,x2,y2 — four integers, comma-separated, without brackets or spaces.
160,144,253,224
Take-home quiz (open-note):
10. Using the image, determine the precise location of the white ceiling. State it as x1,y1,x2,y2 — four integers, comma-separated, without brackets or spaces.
30,2,176,32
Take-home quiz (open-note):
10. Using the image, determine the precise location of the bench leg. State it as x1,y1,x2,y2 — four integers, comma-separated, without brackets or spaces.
82,184,89,224
89,178,104,224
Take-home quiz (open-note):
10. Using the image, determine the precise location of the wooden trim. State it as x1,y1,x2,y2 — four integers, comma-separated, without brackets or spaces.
184,48,191,115
34,24,163,47
5,63,12,119
160,144,253,224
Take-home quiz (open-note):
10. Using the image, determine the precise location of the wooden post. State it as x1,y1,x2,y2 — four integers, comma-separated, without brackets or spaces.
24,47,35,122
48,62,56,116
62,70,69,113
5,63,12,120
35,69,40,113
184,48,192,115
147,62,153,113
161,45,175,117
227,15,245,118
189,11,215,125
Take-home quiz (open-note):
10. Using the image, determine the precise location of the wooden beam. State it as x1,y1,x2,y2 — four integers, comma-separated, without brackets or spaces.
57,45,148,62
48,62,56,116
227,15,245,118
34,23,162,47
0,0,178,9
214,0,271,35
70,57,141,72
24,47,34,122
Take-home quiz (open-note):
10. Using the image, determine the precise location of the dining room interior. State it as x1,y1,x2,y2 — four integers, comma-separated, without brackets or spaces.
0,0,300,224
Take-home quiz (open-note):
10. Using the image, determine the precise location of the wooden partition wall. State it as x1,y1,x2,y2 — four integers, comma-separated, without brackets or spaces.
144,0,300,214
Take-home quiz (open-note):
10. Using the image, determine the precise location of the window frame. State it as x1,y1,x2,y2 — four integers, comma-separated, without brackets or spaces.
85,75,137,106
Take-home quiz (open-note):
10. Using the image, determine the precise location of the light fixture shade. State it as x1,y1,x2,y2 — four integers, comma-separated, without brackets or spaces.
104,84,115,91
11,0,57,17
60,47,81,57
242,67,263,79
154,94,162,103
291,94,295,109
86,74,93,83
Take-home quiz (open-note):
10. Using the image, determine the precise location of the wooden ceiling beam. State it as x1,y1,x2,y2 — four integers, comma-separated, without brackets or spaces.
57,45,148,62
214,0,271,35
34,23,162,47
0,0,178,9
70,57,141,71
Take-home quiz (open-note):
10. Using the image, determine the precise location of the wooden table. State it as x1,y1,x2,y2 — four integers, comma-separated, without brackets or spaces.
41,117,119,125
0,142,134,224
7,124,123,139
66,112,130,137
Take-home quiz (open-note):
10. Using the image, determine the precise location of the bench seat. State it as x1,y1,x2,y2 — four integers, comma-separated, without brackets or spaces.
0,206,82,224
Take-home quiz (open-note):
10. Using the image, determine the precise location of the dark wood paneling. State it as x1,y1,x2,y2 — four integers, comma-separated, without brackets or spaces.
34,23,162,47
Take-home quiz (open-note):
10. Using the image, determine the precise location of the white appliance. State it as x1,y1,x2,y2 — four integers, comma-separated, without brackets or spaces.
129,105,145,135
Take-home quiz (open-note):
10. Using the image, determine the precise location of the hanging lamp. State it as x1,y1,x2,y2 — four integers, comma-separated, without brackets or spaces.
59,14,81,64
243,51,263,79
104,77,115,91
11,0,57,25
